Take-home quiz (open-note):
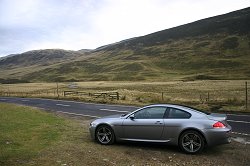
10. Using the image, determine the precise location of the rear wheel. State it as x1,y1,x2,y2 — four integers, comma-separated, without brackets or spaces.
179,130,205,154
96,125,115,145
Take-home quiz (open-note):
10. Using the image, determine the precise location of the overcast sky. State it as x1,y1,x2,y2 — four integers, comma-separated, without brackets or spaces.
0,0,249,57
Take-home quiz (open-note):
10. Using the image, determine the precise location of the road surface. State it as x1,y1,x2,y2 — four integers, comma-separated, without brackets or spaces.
0,97,249,136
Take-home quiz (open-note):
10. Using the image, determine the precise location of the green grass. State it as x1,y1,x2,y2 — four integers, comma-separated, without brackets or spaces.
0,103,66,165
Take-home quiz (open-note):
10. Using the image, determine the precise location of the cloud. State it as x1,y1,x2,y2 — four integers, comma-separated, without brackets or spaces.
0,0,249,57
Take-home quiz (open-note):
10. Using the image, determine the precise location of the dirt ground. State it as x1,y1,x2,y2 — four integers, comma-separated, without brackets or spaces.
36,112,249,166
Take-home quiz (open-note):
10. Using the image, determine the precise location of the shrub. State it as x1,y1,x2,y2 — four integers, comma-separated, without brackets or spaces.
221,37,239,49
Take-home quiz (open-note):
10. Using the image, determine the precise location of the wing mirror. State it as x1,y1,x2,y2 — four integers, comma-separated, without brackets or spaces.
129,114,135,120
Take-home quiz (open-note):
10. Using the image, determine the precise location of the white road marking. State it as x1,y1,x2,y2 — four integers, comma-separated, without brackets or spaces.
56,111,100,118
231,132,250,136
34,97,139,109
100,108,129,113
231,137,250,144
227,120,250,124
0,99,7,101
56,104,70,107
21,99,29,102
227,114,250,117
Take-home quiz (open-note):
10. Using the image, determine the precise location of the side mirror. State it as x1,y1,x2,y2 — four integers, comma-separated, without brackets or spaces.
129,114,135,120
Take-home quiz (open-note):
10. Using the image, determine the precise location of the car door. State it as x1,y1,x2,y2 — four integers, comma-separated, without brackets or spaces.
122,106,167,140
162,107,192,140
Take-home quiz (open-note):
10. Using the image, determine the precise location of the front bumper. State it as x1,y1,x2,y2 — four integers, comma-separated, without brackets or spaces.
89,126,96,140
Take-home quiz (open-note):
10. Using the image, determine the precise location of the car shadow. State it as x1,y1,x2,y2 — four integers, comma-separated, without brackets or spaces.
115,141,181,153
112,141,226,156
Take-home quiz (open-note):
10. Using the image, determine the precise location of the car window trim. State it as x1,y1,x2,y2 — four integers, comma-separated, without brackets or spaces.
131,106,168,119
165,107,191,119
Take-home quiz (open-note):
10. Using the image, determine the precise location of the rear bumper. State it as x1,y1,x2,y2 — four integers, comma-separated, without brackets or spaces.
203,128,232,146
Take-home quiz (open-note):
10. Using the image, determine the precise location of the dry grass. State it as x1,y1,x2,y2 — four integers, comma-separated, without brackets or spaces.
0,82,59,92
0,80,249,112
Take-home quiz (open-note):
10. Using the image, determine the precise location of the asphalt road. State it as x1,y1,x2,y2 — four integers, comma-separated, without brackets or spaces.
0,97,249,135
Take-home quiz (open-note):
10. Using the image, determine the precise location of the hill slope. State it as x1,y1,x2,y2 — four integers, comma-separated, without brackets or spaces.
0,7,250,82
0,49,86,83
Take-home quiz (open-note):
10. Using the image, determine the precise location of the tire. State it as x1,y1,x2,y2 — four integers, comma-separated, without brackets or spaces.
179,130,205,154
95,125,115,145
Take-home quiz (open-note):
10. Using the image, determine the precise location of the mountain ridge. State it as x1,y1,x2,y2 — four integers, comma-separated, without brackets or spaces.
0,7,250,83
97,7,250,51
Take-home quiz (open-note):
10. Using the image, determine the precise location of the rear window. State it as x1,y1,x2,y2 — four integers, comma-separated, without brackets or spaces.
167,108,191,119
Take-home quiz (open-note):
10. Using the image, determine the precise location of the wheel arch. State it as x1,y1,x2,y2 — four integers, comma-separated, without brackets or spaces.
95,123,115,140
178,128,207,145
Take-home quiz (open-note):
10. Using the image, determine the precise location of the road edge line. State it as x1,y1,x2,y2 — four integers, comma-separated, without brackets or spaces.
56,111,100,118
231,132,250,136
228,120,250,124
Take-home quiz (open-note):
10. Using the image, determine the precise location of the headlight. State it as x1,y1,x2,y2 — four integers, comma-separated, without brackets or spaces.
90,122,96,127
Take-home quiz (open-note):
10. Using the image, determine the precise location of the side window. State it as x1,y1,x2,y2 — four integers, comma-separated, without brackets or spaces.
134,107,166,119
167,108,191,119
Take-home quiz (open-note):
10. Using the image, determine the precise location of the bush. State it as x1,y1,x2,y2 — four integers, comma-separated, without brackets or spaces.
0,78,30,84
221,37,239,49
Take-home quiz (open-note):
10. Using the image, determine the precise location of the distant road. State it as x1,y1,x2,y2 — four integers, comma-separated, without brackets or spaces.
0,97,249,135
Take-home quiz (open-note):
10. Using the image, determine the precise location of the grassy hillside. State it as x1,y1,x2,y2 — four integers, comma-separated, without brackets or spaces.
0,49,90,83
0,7,250,82
23,34,250,82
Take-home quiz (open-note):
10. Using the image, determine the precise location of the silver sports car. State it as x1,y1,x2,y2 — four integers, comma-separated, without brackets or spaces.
89,104,232,154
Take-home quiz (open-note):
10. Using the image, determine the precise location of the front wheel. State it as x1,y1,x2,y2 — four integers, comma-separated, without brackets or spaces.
95,125,115,145
179,130,205,154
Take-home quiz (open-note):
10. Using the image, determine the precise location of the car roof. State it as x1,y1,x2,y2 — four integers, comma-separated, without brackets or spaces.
143,104,208,115
144,104,190,109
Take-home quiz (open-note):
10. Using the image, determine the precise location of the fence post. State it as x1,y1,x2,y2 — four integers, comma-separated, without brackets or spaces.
161,92,164,101
56,83,59,99
117,92,119,100
246,81,248,110
207,92,210,102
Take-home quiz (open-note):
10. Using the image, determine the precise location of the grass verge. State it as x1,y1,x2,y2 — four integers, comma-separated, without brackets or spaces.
0,103,66,165
0,103,249,166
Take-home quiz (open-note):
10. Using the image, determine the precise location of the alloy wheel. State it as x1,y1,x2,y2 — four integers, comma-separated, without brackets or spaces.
96,126,114,145
180,131,204,154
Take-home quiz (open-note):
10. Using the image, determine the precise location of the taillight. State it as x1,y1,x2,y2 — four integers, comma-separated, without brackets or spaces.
213,121,225,128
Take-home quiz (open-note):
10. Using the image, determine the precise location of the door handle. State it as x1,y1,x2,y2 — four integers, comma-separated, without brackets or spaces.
155,121,163,124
